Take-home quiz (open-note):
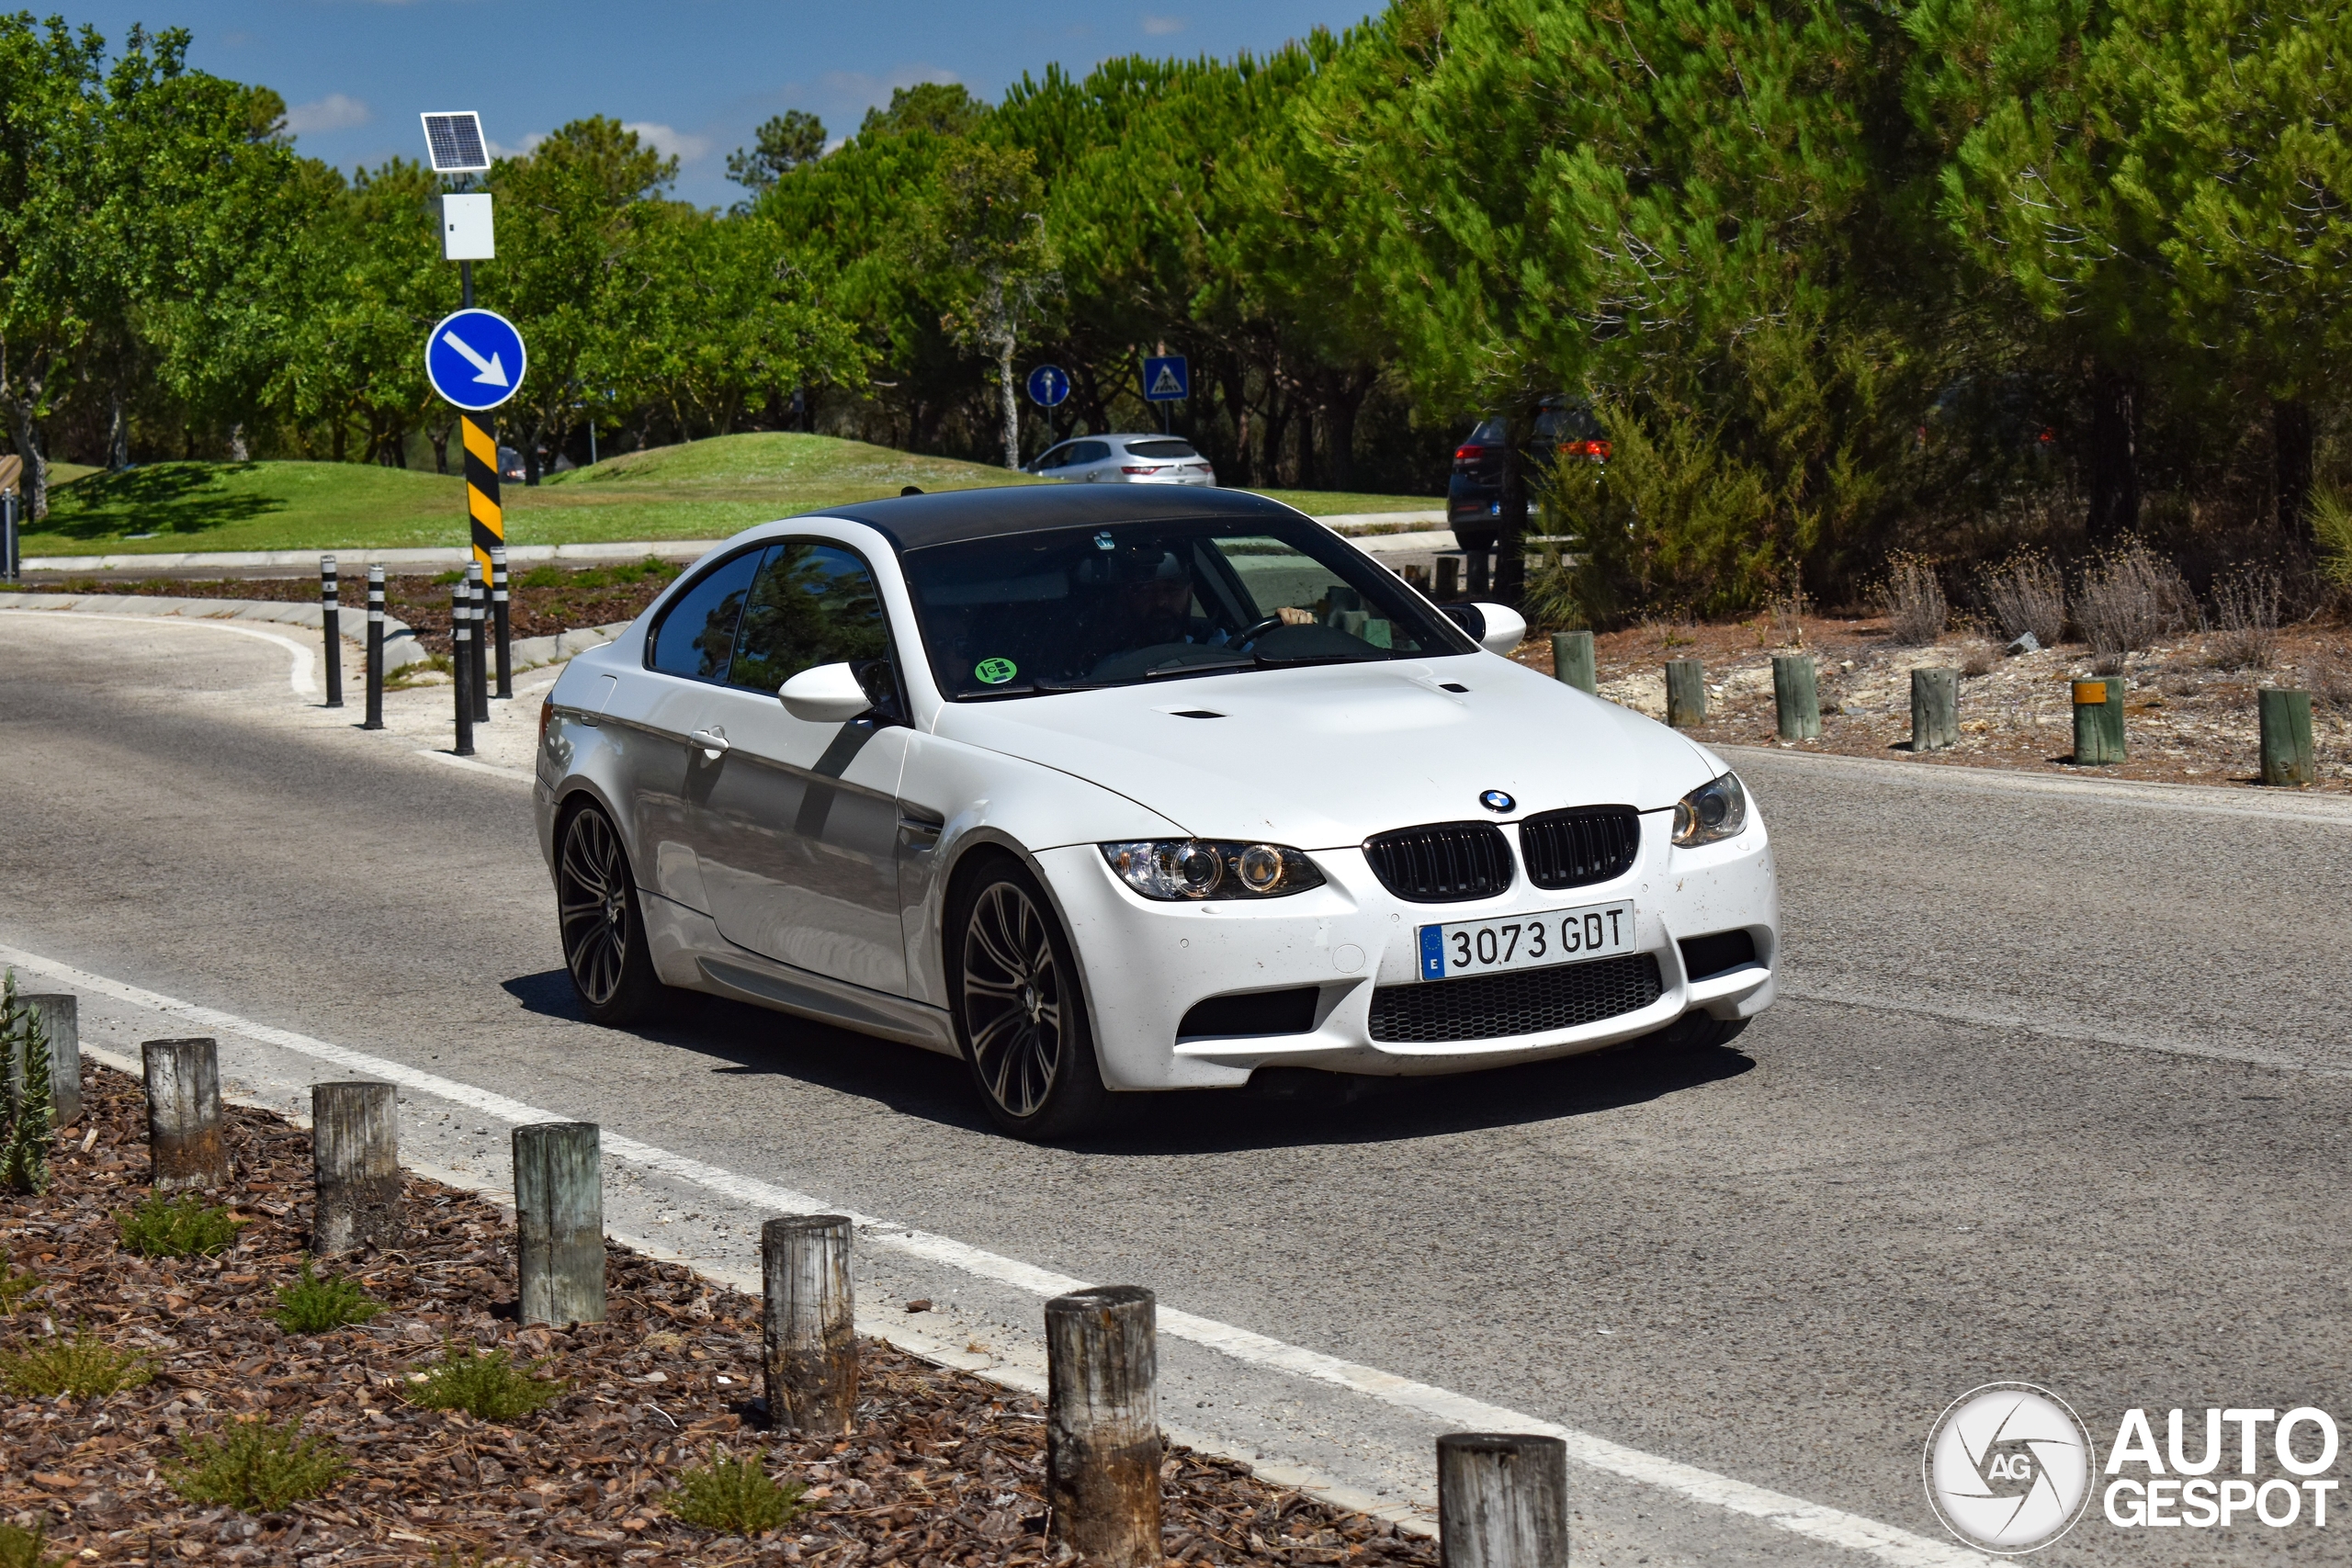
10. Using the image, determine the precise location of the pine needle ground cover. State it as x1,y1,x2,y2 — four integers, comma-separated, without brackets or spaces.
0,1065,1440,1565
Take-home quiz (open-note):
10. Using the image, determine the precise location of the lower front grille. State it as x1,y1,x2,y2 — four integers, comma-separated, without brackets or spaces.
1367,953,1663,1043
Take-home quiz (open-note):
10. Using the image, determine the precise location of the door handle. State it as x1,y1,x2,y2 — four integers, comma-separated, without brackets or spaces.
687,728,730,756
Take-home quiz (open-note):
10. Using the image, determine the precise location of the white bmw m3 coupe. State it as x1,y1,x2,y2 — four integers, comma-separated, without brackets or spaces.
534,487,1778,1138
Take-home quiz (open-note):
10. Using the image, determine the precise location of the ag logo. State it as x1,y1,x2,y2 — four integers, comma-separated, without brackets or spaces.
1924,1382,2094,1553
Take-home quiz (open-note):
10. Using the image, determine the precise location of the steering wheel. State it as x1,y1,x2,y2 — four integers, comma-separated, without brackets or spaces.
1236,615,1287,645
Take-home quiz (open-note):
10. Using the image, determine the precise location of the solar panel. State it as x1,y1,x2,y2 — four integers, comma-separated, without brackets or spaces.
419,111,490,173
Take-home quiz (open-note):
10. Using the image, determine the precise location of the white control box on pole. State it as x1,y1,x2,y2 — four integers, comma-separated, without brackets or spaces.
439,193,494,261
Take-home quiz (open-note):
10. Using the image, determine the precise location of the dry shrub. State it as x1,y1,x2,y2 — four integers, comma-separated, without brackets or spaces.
1955,638,1998,677
2207,569,2280,671
1879,553,1947,645
2075,541,2194,666
1977,550,2067,647
1769,587,1809,648
2311,659,2352,710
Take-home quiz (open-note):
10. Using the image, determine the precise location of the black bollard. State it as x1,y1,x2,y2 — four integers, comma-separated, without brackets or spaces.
321,555,343,708
362,565,385,730
492,545,513,699
1,489,18,581
452,581,474,757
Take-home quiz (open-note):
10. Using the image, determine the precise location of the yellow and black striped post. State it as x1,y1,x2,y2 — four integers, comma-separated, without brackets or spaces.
462,413,503,580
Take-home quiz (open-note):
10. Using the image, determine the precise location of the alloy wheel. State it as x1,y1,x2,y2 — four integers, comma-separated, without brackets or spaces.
557,809,632,1008
960,880,1064,1119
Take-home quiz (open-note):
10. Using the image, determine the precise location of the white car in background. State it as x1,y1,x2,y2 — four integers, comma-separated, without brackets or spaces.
1023,434,1216,487
535,487,1778,1139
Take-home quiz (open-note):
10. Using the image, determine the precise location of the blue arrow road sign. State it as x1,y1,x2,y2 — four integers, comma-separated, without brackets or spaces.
424,308,527,412
1026,365,1070,408
1143,354,1189,401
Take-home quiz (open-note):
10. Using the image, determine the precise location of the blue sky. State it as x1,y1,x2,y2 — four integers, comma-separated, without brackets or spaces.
64,1,1382,208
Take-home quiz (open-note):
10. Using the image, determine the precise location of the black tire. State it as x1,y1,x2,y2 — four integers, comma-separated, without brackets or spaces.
555,802,666,1026
947,859,1110,1140
1652,1011,1750,1053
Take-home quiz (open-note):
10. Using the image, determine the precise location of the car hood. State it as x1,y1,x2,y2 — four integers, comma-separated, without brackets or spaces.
928,655,1719,848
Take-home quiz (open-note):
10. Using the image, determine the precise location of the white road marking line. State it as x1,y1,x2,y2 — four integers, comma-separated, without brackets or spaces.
413,748,537,784
0,606,317,697
0,938,1986,1568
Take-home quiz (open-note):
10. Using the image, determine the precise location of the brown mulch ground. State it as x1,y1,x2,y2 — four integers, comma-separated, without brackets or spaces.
1511,611,2352,792
4,1066,1436,1566
7,563,680,652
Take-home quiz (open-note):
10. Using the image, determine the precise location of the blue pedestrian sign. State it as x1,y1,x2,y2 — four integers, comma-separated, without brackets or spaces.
1142,355,1188,402
424,308,527,412
1026,365,1070,408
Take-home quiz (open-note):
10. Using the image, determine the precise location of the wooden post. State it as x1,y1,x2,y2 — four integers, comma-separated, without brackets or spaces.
2072,678,2125,764
1550,631,1596,694
311,1082,403,1255
513,1122,605,1325
2260,687,2315,786
1770,654,1819,741
1664,660,1706,728
20,995,77,1127
1046,1285,1160,1568
1910,667,1959,752
141,1038,227,1191
1436,555,1462,600
1437,1434,1569,1568
762,1215,857,1433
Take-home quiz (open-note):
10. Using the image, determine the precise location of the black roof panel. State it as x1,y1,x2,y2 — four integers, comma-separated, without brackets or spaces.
812,484,1303,553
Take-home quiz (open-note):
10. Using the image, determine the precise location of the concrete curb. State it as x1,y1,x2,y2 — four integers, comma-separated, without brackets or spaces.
508,620,633,672
0,591,433,672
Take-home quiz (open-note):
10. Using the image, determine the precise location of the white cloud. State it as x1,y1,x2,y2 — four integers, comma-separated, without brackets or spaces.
484,132,545,161
283,93,370,135
624,121,714,164
1141,14,1187,35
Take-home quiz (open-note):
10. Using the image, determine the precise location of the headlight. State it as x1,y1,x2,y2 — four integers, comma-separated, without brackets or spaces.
1671,772,1747,847
1101,840,1326,900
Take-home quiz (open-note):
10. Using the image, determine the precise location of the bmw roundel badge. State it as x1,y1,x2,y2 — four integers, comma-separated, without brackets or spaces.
1479,789,1515,813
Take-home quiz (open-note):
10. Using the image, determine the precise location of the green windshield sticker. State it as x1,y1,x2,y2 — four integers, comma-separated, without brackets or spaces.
975,657,1018,685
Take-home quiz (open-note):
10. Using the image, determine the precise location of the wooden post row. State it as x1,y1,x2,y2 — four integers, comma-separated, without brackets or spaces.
763,1214,857,1433
2260,687,2314,787
311,1081,404,1254
1046,1285,1161,1568
514,1122,605,1325
142,1038,227,1190
1437,1433,1569,1568
19,994,78,1126
1770,654,1819,741
1664,660,1706,729
1550,631,1596,695
1910,667,1958,753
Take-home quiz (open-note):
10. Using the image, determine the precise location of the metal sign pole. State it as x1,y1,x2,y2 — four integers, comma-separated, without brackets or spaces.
463,413,503,588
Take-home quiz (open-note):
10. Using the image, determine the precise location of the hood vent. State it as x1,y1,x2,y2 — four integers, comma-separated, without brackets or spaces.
1519,806,1640,889
1363,821,1514,902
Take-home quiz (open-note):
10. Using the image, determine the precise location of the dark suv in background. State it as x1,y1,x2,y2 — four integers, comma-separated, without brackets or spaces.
1447,398,1609,547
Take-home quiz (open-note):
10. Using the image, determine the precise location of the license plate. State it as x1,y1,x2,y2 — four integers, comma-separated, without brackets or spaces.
1417,900,1636,981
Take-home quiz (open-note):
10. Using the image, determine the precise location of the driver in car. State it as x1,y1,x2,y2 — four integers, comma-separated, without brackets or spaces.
1120,548,1313,650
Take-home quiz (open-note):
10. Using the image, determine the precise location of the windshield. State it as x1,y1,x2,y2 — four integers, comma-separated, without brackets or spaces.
901,518,1476,699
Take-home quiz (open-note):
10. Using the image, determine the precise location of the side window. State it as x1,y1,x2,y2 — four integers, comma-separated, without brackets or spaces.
1069,440,1110,466
647,547,765,681
1037,443,1073,469
729,541,899,713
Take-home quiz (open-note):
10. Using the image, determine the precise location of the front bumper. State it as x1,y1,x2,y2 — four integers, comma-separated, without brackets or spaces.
1040,809,1778,1090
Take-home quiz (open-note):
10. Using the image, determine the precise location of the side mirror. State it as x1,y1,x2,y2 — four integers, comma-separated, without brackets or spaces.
1469,602,1526,656
778,661,873,723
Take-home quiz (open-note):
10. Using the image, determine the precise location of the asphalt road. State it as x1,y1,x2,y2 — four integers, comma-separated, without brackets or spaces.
3,606,2347,1566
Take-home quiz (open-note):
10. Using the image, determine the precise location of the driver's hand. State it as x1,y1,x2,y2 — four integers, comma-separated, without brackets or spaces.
1276,606,1316,626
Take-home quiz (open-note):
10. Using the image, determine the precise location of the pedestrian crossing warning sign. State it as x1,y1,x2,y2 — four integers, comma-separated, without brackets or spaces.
1143,355,1189,401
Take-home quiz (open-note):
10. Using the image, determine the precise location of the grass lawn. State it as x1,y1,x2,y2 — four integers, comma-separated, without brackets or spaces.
18,433,1441,557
